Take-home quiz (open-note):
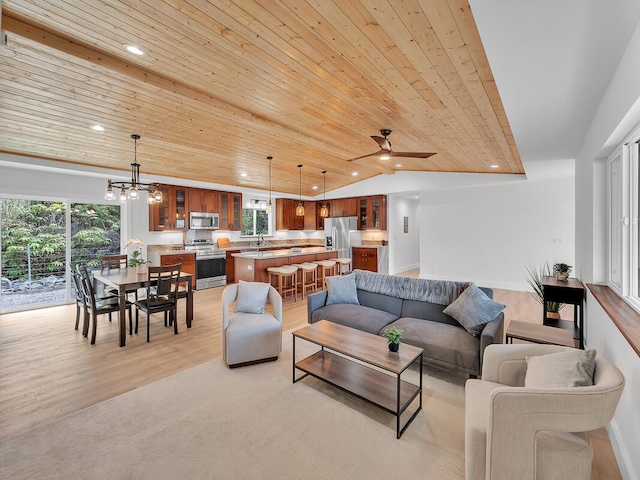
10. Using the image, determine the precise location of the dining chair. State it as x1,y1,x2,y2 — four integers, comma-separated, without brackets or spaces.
134,264,182,342
100,254,138,300
77,265,133,345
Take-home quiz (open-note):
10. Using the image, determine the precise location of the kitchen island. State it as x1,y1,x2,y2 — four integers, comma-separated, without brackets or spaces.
232,247,339,285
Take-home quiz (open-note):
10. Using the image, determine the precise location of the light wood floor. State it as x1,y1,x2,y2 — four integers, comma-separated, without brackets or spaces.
0,270,620,479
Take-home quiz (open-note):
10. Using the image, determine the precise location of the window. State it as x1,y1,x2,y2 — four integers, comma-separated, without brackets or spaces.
608,133,640,306
0,199,121,312
241,200,271,237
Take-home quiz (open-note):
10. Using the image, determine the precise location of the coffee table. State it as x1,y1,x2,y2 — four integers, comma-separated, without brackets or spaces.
292,320,423,439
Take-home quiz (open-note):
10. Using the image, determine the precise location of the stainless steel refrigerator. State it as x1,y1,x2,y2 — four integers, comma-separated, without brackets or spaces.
324,216,360,259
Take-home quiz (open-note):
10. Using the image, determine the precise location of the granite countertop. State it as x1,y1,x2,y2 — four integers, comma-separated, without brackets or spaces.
232,246,339,259
352,244,389,248
148,248,195,256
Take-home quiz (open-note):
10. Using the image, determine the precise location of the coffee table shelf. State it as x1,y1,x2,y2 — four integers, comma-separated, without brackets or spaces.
295,350,421,414
293,320,423,439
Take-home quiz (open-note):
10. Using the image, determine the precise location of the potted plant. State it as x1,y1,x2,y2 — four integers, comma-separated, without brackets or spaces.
553,262,572,281
383,326,403,352
123,239,149,273
525,262,565,319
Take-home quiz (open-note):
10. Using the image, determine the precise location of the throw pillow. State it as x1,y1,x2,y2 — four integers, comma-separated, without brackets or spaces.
234,280,270,314
525,348,597,388
443,283,505,336
325,274,360,306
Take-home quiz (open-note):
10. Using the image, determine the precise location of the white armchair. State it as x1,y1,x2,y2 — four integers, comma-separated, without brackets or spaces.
465,344,624,480
221,283,283,368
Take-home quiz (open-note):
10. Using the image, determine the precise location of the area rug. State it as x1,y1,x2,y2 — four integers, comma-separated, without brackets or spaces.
0,335,468,480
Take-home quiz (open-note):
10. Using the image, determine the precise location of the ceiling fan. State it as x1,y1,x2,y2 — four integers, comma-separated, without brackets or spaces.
347,129,436,162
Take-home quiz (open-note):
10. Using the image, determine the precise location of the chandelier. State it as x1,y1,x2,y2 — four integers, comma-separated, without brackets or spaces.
105,134,163,204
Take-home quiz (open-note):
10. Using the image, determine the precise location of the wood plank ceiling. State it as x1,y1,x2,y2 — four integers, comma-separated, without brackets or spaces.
0,0,524,196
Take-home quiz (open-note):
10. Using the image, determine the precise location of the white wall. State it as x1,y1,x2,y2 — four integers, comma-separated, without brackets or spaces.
388,195,420,274
418,177,575,290
575,19,640,480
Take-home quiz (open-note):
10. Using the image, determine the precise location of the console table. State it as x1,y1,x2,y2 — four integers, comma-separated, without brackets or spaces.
542,276,585,349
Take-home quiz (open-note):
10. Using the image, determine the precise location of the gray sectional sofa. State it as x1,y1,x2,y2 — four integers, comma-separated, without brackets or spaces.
306,270,504,377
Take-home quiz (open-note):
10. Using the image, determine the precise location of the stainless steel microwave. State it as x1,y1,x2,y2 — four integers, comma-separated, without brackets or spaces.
190,212,219,230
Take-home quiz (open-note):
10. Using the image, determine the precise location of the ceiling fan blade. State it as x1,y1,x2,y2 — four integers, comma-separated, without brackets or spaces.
371,135,391,151
390,152,437,159
346,151,380,162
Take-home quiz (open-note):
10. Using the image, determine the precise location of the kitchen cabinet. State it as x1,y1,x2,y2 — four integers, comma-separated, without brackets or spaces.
225,250,241,284
352,247,378,272
276,199,317,230
218,191,242,230
159,252,196,276
330,197,358,217
149,185,189,231
358,195,387,230
188,188,218,213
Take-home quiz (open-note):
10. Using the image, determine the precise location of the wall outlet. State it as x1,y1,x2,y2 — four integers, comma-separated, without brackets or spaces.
248,265,252,270
553,237,566,244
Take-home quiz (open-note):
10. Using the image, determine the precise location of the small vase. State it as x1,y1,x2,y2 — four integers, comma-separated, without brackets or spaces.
555,272,569,281
388,343,399,352
136,264,147,275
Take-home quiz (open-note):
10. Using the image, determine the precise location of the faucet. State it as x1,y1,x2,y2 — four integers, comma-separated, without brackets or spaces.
257,233,265,246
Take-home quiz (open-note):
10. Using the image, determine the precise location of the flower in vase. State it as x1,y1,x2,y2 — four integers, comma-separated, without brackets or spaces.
123,239,148,267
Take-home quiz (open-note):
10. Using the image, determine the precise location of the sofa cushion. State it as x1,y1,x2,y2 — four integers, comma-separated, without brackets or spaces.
386,317,481,374
311,304,398,335
443,283,505,336
325,274,359,305
401,299,460,327
356,289,404,317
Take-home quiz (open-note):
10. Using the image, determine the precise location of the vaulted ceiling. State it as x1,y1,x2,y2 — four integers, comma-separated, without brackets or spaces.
0,0,523,196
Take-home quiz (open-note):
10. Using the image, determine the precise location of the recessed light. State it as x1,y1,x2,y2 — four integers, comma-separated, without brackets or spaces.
414,195,419,199
490,164,499,169
312,185,318,190
352,172,358,176
124,45,145,55
395,164,402,168
91,125,105,132
240,172,248,177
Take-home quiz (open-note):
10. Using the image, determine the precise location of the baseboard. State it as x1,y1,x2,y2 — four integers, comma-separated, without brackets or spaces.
607,420,636,480
418,273,529,292
391,263,419,275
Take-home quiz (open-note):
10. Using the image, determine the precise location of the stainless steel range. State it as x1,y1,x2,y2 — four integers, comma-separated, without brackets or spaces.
184,239,227,290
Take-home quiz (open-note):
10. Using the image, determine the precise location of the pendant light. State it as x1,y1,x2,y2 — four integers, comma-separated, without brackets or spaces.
320,170,329,217
267,156,273,212
296,164,305,216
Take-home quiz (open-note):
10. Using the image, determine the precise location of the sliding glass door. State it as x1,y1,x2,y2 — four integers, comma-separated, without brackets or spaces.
0,199,121,313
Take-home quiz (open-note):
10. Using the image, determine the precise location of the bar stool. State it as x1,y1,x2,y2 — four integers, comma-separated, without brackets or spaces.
313,259,337,290
335,257,352,275
291,262,318,299
267,265,298,302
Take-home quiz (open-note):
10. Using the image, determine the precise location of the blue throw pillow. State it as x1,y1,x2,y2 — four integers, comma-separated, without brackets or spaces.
443,283,505,336
234,280,270,314
325,274,360,306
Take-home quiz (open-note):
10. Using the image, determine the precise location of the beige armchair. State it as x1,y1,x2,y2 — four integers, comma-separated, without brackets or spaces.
465,344,624,480
222,283,283,368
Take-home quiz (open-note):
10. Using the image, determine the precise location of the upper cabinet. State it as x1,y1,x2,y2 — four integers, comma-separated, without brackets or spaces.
330,197,358,217
218,191,242,230
149,185,241,231
188,188,218,213
358,195,387,230
276,198,317,230
149,185,189,231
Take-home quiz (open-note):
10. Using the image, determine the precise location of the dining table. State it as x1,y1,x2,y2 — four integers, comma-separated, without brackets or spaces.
92,267,194,347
